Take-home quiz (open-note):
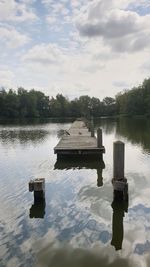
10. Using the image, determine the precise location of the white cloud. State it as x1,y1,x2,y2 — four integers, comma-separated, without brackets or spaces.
22,43,68,64
46,16,57,25
77,0,150,53
0,26,30,48
71,0,83,8
140,61,150,77
112,81,130,88
0,68,15,88
0,0,149,99
21,40,149,98
42,0,70,14
0,0,37,22
43,0,71,28
42,0,54,5
22,42,106,73
128,0,150,9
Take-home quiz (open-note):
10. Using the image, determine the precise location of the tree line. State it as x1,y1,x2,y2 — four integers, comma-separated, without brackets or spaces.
0,87,116,118
116,78,150,116
0,77,150,118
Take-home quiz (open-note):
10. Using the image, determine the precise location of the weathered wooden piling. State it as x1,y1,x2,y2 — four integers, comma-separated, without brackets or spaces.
97,128,102,148
113,141,124,180
112,141,128,201
90,120,95,137
29,178,45,201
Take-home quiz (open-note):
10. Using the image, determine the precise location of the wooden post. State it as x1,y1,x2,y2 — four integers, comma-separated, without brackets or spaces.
97,128,102,148
113,141,124,180
29,180,34,192
29,178,45,202
112,141,128,201
91,120,94,137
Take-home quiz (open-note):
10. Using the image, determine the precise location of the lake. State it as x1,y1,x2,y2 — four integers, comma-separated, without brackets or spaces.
0,118,150,267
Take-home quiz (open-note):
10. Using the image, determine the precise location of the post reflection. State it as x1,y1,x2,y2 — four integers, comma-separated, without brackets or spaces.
29,198,46,219
54,156,105,187
97,168,103,187
111,199,128,251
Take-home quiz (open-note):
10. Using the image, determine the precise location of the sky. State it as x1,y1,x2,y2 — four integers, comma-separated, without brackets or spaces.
0,0,150,99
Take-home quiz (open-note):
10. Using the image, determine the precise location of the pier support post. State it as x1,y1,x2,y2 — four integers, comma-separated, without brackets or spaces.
112,141,128,201
113,141,124,180
91,120,94,137
29,178,45,202
97,128,102,148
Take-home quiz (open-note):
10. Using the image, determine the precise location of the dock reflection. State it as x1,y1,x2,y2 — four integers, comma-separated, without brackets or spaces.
54,157,105,187
29,198,46,219
111,200,128,250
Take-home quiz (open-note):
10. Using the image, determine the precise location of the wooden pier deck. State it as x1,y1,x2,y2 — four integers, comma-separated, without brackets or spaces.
54,120,105,158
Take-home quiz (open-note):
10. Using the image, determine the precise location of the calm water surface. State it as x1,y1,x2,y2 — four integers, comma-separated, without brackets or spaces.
0,118,150,267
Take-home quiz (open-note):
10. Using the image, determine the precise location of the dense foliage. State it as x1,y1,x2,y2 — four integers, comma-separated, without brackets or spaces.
116,78,150,117
0,77,150,118
0,87,116,118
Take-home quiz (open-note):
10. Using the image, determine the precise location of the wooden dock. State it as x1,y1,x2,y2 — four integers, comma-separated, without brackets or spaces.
54,119,105,158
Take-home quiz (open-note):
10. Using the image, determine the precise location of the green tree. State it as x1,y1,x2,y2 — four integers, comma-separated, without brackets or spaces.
102,97,117,116
0,88,7,117
4,89,19,118
78,95,92,117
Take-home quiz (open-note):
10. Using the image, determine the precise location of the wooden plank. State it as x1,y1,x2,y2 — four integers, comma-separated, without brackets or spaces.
68,121,90,136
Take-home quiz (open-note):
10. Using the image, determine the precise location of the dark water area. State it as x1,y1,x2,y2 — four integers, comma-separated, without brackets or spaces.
0,118,150,267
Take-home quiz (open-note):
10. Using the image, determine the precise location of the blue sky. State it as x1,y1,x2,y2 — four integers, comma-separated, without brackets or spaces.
0,0,150,99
